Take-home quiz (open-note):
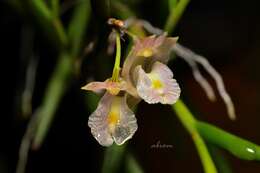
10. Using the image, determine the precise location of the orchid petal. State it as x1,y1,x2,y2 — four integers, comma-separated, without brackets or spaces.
88,93,114,146
81,79,127,95
122,35,178,98
88,93,137,146
81,81,108,92
135,61,181,104
112,95,138,145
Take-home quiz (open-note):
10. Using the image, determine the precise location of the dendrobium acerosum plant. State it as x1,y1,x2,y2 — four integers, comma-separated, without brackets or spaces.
81,18,235,146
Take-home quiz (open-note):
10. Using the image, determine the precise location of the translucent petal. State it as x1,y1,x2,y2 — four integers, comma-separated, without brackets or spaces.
122,35,178,98
112,95,138,145
135,62,181,104
154,37,179,63
133,35,165,58
151,62,181,104
88,93,138,146
88,93,114,146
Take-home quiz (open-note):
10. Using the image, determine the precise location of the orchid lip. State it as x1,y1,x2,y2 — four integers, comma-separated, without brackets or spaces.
135,61,181,105
88,93,138,146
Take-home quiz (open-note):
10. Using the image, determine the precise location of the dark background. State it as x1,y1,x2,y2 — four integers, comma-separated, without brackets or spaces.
1,0,260,172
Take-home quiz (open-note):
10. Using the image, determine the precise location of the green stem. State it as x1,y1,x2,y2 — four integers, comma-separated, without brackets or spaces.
168,0,178,11
125,153,144,173
101,144,126,173
208,145,233,173
112,31,121,82
67,0,91,58
32,0,91,148
32,53,73,149
164,0,190,34
197,121,260,161
51,0,60,17
26,0,68,48
111,1,135,19
173,100,217,173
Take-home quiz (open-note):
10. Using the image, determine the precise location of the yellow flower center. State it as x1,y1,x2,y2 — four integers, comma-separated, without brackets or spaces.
138,48,153,57
152,79,163,89
108,87,120,95
107,97,121,133
106,79,124,95
148,73,164,89
107,112,119,125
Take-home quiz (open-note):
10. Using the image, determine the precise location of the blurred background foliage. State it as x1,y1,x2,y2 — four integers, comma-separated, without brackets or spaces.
1,0,260,172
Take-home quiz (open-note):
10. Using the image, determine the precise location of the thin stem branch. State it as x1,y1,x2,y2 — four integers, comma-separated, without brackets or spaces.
32,53,73,149
67,0,91,57
173,100,217,173
16,110,41,173
27,0,68,48
31,0,91,149
164,0,190,34
179,54,216,101
174,43,236,120
51,0,60,17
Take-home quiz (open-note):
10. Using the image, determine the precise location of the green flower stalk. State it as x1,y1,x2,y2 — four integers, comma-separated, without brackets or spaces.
111,31,122,82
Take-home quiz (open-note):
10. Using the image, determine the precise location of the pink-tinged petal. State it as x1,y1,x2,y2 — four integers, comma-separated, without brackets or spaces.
81,81,108,93
135,62,181,104
88,93,137,146
112,95,138,145
151,60,173,79
122,35,178,98
81,79,127,95
133,35,165,57
88,93,114,146
121,36,162,97
154,37,179,63
135,66,160,104
151,62,181,104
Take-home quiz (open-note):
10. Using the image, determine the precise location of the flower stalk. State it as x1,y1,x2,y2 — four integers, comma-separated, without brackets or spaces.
111,31,122,82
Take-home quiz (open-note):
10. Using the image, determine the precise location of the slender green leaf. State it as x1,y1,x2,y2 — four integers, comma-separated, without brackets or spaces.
32,0,91,148
26,0,67,48
164,0,190,34
169,0,178,11
197,121,260,161
173,100,217,173
68,0,91,57
32,53,73,149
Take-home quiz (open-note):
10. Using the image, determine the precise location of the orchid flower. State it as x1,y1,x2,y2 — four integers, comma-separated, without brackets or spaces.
82,28,181,146
122,34,179,97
